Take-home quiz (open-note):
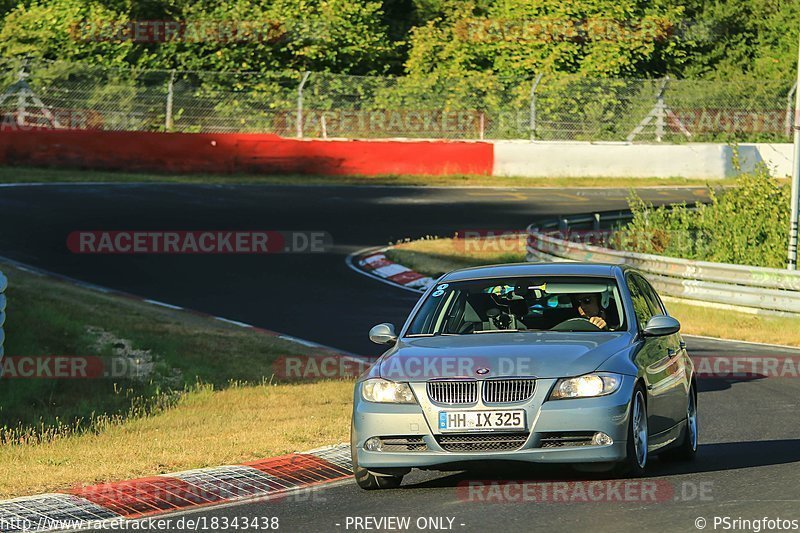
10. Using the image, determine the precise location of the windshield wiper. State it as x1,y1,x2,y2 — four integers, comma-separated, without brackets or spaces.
474,329,521,334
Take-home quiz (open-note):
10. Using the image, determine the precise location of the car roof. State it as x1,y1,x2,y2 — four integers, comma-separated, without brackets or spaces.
439,262,628,282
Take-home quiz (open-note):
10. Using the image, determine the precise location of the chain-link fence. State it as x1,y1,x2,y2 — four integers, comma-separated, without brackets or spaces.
0,58,796,143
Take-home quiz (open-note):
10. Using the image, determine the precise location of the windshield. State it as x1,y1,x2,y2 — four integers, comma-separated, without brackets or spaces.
406,276,626,336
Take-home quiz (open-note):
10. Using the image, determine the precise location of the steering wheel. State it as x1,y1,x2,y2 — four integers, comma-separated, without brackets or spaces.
550,317,602,332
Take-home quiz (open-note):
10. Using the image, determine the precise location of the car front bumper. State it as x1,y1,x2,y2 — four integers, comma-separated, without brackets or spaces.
352,376,636,470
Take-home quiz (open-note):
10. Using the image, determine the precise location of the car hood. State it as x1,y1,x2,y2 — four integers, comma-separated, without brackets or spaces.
375,332,632,381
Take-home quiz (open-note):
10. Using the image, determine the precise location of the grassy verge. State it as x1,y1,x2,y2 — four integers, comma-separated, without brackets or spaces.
386,236,800,347
0,166,737,188
0,263,353,498
386,234,528,279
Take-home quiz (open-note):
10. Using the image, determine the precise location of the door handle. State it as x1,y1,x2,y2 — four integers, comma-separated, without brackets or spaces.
667,348,677,358
679,341,687,350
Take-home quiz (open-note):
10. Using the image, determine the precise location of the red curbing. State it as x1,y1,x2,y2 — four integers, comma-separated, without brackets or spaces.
69,476,222,518
0,130,494,176
62,446,352,521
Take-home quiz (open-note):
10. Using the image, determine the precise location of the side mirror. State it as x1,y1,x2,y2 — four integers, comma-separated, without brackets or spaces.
369,323,398,345
642,315,681,337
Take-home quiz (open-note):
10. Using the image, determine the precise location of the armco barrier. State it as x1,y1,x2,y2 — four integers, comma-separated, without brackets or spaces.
526,212,800,316
0,130,494,176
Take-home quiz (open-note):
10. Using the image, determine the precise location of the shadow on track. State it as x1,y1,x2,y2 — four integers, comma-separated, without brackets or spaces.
398,439,800,490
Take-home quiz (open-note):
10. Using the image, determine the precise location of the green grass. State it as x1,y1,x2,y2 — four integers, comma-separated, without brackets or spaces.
0,165,739,188
0,263,354,497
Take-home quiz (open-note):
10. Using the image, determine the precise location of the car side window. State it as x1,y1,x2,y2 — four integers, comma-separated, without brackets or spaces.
626,274,655,330
635,275,665,317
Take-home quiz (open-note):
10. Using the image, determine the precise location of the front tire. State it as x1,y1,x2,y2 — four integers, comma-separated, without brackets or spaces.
352,451,404,490
661,383,698,461
350,427,404,490
613,386,649,477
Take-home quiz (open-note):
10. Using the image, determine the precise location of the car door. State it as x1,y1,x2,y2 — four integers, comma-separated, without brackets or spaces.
626,272,674,435
637,275,689,427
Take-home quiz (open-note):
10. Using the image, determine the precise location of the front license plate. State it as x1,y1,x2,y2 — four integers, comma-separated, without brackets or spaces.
438,410,526,432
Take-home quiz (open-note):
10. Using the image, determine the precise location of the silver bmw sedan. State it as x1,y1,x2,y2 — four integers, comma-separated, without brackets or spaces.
351,262,698,489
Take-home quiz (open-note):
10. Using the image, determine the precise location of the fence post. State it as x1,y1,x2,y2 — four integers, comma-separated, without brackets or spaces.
296,71,311,139
529,73,544,141
15,63,28,127
165,69,176,131
655,76,668,142
786,82,797,139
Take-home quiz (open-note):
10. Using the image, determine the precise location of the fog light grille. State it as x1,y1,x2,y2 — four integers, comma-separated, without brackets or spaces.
537,432,596,448
435,432,529,452
379,436,428,452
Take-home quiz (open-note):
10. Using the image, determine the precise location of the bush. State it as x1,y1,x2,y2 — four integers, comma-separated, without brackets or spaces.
613,165,790,268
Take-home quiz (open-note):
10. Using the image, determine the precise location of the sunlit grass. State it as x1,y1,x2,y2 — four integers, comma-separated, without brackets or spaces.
0,263,354,497
0,165,737,188
0,379,353,497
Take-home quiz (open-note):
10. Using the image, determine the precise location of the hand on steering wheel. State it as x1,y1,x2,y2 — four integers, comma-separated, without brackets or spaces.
583,315,607,330
573,317,603,330
551,317,604,332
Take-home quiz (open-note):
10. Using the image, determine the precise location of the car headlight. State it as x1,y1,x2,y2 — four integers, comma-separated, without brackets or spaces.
361,379,416,404
550,373,622,400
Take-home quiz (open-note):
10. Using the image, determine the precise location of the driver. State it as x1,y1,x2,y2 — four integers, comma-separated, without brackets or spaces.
571,293,608,330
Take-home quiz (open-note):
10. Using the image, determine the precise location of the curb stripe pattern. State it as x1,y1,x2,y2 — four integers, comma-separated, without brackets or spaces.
356,249,434,292
0,494,122,532
0,445,352,531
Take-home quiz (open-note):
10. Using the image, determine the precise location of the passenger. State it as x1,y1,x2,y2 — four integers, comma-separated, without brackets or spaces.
571,293,608,330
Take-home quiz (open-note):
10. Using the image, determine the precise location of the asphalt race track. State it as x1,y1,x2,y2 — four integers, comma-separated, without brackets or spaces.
0,184,710,355
1,183,798,532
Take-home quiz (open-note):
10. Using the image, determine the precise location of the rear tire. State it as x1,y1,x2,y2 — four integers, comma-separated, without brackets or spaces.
661,383,698,461
612,386,648,477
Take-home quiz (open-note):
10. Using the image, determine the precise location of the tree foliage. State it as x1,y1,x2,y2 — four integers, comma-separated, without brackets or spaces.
616,165,791,268
0,0,797,79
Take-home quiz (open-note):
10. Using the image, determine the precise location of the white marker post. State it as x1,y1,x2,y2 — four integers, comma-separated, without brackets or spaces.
789,33,800,270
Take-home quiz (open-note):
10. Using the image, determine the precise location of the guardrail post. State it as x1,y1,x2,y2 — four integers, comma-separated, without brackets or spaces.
593,213,601,231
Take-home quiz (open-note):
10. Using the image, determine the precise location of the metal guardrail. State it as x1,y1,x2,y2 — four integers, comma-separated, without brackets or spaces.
526,211,800,316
